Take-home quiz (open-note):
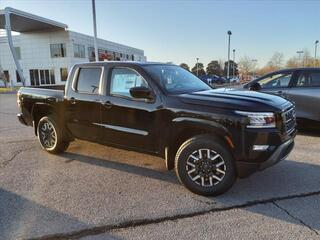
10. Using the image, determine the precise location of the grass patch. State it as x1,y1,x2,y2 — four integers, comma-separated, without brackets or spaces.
0,87,20,93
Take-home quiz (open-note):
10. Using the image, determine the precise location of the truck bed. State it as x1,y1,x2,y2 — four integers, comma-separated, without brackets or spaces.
19,87,64,100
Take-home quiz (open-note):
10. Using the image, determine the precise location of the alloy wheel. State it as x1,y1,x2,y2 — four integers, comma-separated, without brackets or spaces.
186,148,226,187
39,120,57,150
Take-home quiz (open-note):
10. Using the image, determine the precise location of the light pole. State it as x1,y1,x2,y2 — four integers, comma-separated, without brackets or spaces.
227,31,232,79
92,0,99,62
315,40,319,66
196,57,199,76
296,51,304,67
232,49,236,78
251,59,257,79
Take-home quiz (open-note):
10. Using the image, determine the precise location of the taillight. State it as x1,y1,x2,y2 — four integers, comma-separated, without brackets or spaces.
17,92,21,107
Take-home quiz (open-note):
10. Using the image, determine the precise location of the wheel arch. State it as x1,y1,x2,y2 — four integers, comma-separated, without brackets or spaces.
31,103,61,136
164,117,235,170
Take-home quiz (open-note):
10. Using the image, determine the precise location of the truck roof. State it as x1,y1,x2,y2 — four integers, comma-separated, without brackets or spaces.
73,61,172,67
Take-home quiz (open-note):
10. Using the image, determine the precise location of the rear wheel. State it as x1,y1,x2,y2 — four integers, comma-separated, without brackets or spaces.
175,135,236,196
37,115,69,154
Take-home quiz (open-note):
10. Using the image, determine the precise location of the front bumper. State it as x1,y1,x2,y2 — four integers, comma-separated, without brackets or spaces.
17,113,28,126
236,138,295,178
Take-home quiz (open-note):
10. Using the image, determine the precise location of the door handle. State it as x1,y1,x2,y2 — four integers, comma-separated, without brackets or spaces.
70,97,76,105
102,100,113,108
277,90,283,94
47,97,56,102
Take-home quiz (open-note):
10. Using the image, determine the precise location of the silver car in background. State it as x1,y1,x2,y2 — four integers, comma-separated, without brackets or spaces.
243,68,320,125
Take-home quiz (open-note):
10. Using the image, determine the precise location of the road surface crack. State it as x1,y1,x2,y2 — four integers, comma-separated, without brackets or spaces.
272,201,319,236
27,191,320,240
0,146,35,169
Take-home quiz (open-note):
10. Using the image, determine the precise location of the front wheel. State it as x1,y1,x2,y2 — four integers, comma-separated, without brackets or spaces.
37,115,69,154
175,135,236,196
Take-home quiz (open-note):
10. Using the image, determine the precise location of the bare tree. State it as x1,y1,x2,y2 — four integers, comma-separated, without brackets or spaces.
286,57,299,68
301,49,314,67
267,52,284,69
286,49,314,68
238,56,255,75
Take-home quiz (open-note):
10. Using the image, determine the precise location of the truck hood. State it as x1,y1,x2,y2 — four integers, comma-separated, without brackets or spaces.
178,88,291,112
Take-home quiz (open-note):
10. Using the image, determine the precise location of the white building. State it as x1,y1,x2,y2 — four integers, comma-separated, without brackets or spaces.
0,8,146,87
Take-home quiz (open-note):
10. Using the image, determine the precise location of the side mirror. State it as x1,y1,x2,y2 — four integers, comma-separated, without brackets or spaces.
129,86,153,100
249,82,262,91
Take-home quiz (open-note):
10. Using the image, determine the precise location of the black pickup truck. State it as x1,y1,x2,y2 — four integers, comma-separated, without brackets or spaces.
17,62,296,196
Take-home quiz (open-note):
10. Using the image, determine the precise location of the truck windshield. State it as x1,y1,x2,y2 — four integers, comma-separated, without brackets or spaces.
144,65,211,94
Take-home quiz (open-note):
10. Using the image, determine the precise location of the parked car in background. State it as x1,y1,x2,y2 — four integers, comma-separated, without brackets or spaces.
200,75,226,85
229,76,240,83
17,62,296,196
243,68,320,125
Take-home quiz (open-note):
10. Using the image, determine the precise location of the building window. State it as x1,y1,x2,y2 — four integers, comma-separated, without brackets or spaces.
30,69,40,86
60,68,68,81
30,69,55,86
50,69,56,84
40,70,45,84
88,47,95,62
3,70,9,82
131,54,134,61
74,44,85,58
50,43,66,58
14,47,21,60
16,71,21,82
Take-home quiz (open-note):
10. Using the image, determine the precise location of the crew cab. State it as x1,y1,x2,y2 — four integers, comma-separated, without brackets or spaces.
17,62,296,196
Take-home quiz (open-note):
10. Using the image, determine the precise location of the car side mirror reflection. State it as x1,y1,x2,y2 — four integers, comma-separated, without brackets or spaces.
249,82,262,91
129,86,153,100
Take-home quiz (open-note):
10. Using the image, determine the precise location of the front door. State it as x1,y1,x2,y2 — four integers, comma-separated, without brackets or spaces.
286,70,320,121
257,71,294,98
100,66,160,152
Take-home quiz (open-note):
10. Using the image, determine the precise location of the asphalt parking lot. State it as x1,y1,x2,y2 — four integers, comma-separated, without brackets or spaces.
1,93,320,240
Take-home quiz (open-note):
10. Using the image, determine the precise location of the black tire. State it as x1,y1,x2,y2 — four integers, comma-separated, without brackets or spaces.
37,115,69,154
175,135,236,196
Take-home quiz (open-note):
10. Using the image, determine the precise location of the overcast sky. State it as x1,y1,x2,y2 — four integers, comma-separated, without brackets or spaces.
1,0,319,68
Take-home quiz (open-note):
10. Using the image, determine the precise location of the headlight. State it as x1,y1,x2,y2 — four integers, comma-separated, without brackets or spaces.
235,111,276,128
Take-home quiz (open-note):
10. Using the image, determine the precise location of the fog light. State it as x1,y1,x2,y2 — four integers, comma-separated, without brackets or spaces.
253,145,269,151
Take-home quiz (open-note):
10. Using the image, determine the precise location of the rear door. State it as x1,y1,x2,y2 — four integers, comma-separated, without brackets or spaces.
286,70,320,121
65,65,104,142
256,71,295,98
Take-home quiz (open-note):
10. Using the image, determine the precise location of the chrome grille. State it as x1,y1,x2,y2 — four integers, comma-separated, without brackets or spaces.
283,107,296,134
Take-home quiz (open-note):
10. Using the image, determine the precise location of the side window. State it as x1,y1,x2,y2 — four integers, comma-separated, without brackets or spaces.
76,67,101,94
110,68,148,98
258,73,292,89
297,72,320,87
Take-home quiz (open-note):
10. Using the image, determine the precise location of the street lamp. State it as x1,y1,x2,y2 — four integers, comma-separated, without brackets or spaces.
196,57,199,76
315,40,319,66
296,51,304,67
227,31,232,79
92,0,99,62
232,49,236,78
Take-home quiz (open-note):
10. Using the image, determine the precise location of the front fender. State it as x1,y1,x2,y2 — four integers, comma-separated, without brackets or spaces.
163,116,235,170
172,117,232,140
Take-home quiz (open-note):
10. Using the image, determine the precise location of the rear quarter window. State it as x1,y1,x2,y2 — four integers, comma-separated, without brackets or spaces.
76,67,102,94
296,71,320,87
